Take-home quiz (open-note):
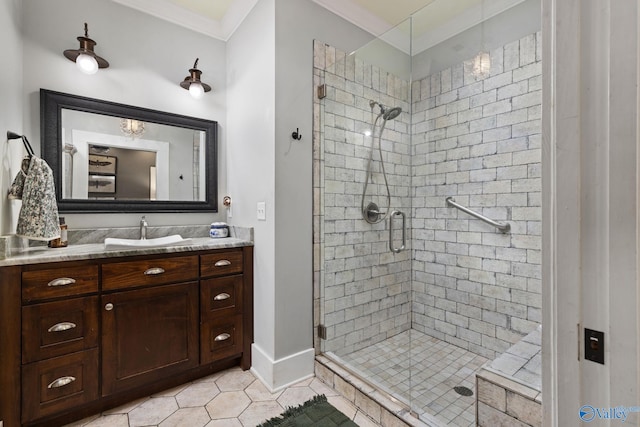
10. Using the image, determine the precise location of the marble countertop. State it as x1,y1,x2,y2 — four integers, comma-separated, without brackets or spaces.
0,237,253,267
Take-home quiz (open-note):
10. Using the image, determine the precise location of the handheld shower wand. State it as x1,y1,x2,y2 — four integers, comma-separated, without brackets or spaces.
361,101,402,224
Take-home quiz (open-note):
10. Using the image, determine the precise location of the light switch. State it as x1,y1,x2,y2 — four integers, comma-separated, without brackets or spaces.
257,202,266,221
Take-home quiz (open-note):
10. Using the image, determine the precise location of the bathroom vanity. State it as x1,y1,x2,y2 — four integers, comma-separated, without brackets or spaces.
0,238,253,427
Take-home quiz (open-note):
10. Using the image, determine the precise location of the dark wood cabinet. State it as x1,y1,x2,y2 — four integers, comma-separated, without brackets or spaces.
0,245,253,427
102,281,199,396
22,348,99,423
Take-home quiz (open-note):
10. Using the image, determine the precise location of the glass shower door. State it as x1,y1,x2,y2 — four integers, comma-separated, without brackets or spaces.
313,15,415,411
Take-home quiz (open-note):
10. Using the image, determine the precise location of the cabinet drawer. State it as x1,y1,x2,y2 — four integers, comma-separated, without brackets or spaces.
22,265,98,303
22,348,99,423
201,275,243,320
102,255,198,291
201,315,243,364
200,250,243,278
22,296,98,363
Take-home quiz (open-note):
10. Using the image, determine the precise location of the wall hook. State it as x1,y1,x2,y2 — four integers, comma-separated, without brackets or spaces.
291,128,302,140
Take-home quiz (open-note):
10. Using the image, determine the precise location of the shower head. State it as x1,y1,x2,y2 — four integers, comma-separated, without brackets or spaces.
383,106,402,121
369,100,402,121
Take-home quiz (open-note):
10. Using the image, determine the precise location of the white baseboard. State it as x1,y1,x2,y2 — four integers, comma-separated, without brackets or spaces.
251,344,315,392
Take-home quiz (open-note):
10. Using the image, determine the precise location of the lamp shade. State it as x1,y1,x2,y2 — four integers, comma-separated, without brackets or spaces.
180,58,212,98
63,23,109,74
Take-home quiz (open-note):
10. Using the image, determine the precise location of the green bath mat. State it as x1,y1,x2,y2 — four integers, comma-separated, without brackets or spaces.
257,394,358,427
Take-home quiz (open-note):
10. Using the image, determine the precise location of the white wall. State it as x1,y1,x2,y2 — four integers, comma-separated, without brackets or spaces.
271,0,375,385
226,0,374,390
543,0,640,425
226,0,278,386
19,0,227,229
0,0,24,235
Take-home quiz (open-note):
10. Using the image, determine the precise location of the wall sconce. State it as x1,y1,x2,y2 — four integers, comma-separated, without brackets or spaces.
63,23,109,75
120,118,145,138
180,58,211,99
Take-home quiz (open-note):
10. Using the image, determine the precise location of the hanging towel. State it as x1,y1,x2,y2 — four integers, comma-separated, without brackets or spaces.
13,156,60,241
7,158,31,200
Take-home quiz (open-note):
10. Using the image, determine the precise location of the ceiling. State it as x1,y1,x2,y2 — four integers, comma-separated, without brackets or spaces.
111,0,526,50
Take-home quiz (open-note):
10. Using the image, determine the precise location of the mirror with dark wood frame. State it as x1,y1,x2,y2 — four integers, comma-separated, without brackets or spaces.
41,89,218,213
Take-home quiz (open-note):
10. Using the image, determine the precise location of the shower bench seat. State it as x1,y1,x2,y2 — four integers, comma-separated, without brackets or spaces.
475,325,542,427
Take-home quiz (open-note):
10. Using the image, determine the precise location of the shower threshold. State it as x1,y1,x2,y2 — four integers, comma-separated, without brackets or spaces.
316,330,488,426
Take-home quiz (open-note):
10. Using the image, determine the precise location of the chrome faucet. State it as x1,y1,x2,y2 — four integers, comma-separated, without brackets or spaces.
139,216,148,240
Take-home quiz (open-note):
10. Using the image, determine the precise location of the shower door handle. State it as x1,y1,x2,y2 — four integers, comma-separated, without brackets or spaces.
389,210,406,253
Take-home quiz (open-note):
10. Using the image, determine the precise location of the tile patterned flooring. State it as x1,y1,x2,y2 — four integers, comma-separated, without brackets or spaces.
65,367,382,427
338,330,489,427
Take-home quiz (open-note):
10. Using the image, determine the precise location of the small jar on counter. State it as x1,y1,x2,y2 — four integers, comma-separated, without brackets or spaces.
210,222,229,238
48,217,68,248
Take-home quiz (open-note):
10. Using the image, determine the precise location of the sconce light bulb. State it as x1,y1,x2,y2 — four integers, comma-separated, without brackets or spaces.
364,129,372,137
76,53,99,75
189,82,205,99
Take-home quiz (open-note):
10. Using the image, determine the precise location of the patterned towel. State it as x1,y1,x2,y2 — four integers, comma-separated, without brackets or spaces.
7,158,31,200
11,156,60,241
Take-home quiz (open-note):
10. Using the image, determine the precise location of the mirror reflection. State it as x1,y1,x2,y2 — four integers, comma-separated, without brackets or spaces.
61,109,206,202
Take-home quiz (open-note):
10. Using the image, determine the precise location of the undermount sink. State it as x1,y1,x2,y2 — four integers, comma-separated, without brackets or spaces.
104,234,192,250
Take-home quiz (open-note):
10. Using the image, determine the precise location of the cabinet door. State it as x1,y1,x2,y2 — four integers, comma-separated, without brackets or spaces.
101,282,199,396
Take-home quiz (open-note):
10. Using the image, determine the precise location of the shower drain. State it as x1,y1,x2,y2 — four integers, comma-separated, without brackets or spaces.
453,386,474,397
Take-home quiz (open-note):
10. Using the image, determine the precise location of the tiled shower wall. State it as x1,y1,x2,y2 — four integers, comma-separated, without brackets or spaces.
411,32,542,359
313,40,413,356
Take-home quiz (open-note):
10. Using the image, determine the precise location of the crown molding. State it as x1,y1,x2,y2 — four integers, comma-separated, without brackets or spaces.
111,0,526,50
311,0,394,37
111,0,258,41
221,0,260,39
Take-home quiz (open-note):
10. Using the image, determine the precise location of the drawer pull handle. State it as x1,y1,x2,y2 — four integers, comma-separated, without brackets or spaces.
214,293,231,301
214,333,231,342
144,267,165,275
47,376,76,389
105,303,114,311
48,322,77,332
214,260,232,267
47,277,76,287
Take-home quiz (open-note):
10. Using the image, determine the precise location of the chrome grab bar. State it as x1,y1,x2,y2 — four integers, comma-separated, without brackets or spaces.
445,197,511,233
389,210,406,253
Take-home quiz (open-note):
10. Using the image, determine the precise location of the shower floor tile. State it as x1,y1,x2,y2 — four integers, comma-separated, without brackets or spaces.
339,330,488,426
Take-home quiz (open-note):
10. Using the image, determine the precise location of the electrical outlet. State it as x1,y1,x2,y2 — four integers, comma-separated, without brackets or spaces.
257,202,266,221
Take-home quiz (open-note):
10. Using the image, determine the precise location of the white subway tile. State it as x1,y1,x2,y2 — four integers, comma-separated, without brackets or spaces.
504,40,520,71
483,72,513,91
440,68,452,93
519,34,536,66
483,100,513,117
497,109,528,127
